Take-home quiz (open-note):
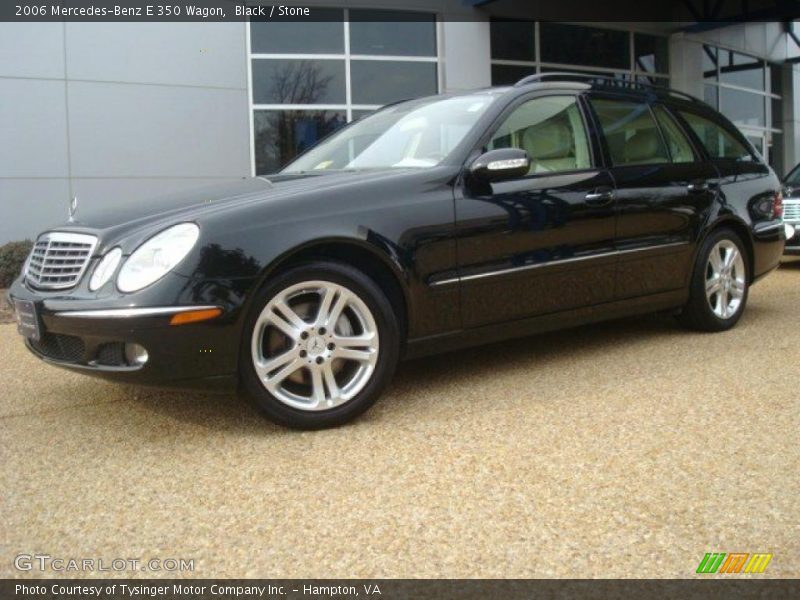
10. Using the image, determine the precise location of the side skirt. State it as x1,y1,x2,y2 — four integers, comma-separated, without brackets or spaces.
403,289,688,360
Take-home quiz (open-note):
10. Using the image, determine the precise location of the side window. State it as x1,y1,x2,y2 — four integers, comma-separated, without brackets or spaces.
487,96,591,174
677,110,753,161
590,98,670,166
652,105,695,163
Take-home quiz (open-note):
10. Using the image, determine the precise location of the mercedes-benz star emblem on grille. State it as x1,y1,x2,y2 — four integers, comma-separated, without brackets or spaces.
68,196,78,222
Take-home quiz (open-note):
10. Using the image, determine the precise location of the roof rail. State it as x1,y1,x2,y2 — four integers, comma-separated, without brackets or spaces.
513,72,704,105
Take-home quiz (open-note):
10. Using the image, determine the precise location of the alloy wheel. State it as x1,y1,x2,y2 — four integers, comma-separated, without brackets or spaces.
251,280,379,411
705,240,746,320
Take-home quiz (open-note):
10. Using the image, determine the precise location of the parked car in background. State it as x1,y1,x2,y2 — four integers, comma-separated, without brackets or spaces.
7,74,786,429
783,163,800,254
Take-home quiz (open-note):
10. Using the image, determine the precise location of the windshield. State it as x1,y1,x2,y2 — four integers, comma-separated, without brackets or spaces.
281,93,500,173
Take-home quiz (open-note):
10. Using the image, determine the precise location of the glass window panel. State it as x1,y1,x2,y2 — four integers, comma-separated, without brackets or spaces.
351,60,437,105
349,10,435,56
704,84,718,109
719,87,766,127
250,10,344,54
540,66,630,81
351,109,375,121
678,110,752,161
487,96,591,174
590,99,670,166
252,59,346,105
745,134,765,160
785,161,800,185
491,63,536,86
719,50,765,91
702,45,717,80
636,74,669,87
653,105,695,162
768,132,783,177
634,34,668,74
490,20,536,61
540,24,629,70
254,110,347,174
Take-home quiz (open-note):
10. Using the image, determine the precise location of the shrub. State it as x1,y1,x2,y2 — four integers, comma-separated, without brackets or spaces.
0,240,33,288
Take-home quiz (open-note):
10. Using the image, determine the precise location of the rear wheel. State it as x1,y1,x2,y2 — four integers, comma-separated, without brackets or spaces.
240,261,399,429
680,228,749,332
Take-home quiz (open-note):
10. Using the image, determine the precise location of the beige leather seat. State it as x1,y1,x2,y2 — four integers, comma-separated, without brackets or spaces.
521,120,577,173
622,129,670,165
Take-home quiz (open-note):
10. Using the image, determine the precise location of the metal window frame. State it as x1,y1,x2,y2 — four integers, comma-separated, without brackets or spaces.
247,8,442,176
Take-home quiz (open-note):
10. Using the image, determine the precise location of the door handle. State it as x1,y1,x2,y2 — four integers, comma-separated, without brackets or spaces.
585,190,615,206
687,181,709,193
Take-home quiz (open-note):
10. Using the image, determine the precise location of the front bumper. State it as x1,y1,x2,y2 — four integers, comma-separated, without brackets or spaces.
6,275,253,391
784,222,800,255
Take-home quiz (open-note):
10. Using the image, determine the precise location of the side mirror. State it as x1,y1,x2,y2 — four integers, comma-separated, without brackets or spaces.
469,148,531,182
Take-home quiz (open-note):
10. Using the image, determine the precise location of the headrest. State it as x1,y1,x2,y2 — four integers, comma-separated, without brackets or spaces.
624,130,662,163
522,120,573,160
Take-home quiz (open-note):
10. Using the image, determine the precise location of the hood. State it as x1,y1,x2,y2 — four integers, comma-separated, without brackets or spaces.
50,170,423,246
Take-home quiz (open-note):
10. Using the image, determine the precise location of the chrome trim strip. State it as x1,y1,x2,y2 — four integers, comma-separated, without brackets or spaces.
431,241,690,287
755,221,788,233
55,305,221,319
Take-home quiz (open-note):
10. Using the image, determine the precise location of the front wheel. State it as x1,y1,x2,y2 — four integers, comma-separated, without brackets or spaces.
679,228,749,332
240,261,400,429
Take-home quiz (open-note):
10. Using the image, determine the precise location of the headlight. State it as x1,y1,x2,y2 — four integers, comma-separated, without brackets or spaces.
89,247,122,291
117,223,199,293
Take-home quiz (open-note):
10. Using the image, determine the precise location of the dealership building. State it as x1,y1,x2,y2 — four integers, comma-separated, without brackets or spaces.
1,1,798,243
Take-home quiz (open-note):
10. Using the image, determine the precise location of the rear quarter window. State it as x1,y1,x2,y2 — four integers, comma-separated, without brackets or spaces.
677,110,753,161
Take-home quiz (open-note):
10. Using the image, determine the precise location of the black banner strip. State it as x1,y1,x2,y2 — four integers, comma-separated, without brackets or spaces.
2,0,800,23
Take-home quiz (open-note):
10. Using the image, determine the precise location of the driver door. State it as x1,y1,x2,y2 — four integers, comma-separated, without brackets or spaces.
454,93,617,328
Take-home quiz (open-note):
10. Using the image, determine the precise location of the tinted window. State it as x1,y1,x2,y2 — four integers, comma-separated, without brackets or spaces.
252,59,346,105
488,96,591,174
540,24,629,70
250,10,344,54
678,110,753,161
350,60,437,105
349,10,436,56
652,105,695,163
634,34,668,74
490,20,536,62
786,164,800,185
254,110,347,174
491,63,535,86
590,99,670,166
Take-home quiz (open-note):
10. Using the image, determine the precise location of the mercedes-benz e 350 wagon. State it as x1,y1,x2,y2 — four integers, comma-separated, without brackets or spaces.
8,74,786,429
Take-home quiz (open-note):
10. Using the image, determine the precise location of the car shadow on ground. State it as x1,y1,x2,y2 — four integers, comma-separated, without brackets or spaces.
122,310,692,433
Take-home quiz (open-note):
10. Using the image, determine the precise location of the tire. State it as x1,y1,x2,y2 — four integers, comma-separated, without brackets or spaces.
240,260,400,429
679,228,750,332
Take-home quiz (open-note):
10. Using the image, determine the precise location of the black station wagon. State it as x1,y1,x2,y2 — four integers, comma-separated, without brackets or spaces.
8,74,786,429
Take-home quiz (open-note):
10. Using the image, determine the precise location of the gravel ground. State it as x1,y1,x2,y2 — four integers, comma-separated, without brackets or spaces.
2,261,799,579
0,290,14,325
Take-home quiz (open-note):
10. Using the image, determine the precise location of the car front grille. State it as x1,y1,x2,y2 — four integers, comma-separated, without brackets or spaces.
29,333,86,363
784,199,800,223
25,232,97,290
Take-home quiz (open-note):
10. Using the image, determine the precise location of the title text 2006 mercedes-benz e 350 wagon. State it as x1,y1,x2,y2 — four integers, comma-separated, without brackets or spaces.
8,75,786,429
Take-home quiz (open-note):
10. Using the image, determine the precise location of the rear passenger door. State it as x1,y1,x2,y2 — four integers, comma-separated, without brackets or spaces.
587,95,718,300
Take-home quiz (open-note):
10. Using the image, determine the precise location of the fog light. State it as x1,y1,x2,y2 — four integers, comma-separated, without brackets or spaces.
124,343,149,366
786,223,796,240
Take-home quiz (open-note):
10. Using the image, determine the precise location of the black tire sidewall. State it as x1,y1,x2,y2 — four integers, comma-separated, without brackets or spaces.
684,228,750,331
239,260,400,429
